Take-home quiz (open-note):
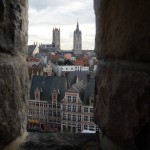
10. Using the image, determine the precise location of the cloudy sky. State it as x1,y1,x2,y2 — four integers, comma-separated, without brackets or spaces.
28,0,95,50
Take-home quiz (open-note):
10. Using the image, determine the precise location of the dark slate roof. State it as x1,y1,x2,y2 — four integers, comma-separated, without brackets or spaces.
28,45,37,55
83,78,95,105
67,81,85,101
39,44,59,53
30,75,67,102
62,71,91,85
61,51,73,55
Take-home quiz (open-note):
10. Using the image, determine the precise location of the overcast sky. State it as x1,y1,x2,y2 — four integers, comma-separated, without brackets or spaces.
28,0,95,50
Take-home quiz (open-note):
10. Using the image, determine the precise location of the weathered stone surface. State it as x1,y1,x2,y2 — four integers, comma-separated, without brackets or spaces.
0,55,29,149
0,0,28,148
0,0,28,55
4,132,100,150
94,0,150,62
95,60,150,150
94,0,150,149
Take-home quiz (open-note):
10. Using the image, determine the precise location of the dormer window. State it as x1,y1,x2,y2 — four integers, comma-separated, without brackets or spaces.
90,99,94,104
89,94,95,106
51,88,59,102
35,93,38,99
53,94,56,100
73,96,76,103
34,87,40,100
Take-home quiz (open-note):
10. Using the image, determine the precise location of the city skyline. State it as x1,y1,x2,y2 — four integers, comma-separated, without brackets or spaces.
28,0,95,50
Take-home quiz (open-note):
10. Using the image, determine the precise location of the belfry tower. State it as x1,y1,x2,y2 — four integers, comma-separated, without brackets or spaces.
52,28,60,50
73,21,82,55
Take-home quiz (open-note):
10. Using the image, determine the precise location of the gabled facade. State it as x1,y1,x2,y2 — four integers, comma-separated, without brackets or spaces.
28,88,61,132
61,82,98,133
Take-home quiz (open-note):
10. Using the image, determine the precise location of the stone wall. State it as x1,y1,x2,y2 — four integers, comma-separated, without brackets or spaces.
94,0,150,150
0,0,28,149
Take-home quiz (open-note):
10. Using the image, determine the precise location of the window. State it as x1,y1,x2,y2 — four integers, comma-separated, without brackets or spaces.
63,105,66,111
78,106,81,112
40,102,43,107
49,111,52,116
44,110,47,116
63,125,67,131
53,111,57,117
63,114,66,120
68,96,71,102
73,96,76,102
90,116,93,122
68,114,71,120
84,125,88,130
36,102,39,107
84,107,88,113
44,103,47,107
53,103,56,108
68,105,71,111
90,108,93,113
57,104,60,109
84,116,88,122
57,111,60,117
72,115,76,121
37,110,39,115
96,126,100,132
49,103,52,108
78,115,81,121
77,124,81,131
90,99,94,104
89,125,94,131
72,105,76,112
36,93,38,98
53,94,56,100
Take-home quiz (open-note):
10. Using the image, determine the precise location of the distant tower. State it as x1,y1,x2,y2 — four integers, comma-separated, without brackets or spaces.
73,21,82,55
52,28,60,50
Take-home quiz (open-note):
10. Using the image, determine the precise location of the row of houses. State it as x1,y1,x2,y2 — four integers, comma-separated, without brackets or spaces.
27,74,99,133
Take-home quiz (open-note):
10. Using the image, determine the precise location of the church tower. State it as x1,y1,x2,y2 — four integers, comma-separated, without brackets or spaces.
73,22,82,55
52,28,60,50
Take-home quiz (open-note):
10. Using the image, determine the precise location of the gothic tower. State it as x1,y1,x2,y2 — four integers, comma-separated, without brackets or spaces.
52,28,60,50
73,22,82,55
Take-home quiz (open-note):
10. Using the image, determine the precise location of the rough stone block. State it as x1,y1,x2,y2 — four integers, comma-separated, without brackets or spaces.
0,56,29,149
94,0,150,62
95,60,150,149
0,0,28,55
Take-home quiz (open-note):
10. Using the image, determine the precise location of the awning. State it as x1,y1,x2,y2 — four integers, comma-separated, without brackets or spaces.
28,119,39,124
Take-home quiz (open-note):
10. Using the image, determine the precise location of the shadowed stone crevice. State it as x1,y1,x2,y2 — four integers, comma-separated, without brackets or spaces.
0,0,5,21
135,123,150,150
